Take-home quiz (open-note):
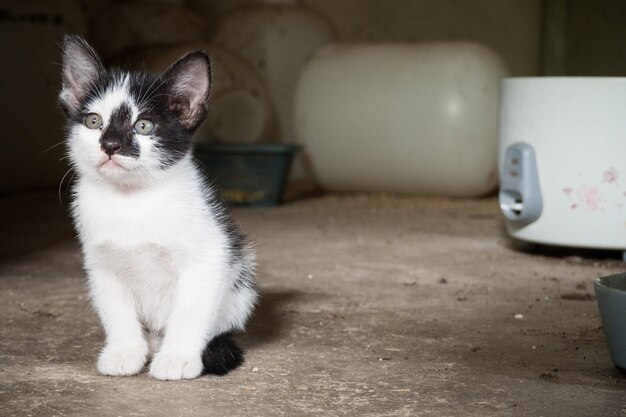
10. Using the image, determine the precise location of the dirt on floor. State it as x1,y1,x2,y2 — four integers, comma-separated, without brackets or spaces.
0,191,625,417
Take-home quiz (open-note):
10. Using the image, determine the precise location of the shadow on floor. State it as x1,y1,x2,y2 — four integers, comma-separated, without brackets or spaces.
510,240,623,262
497,219,624,263
239,289,311,349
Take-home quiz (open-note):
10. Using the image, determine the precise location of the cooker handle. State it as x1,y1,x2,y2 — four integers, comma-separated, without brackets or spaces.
499,143,543,224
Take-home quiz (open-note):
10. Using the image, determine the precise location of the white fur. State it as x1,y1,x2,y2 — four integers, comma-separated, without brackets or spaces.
68,78,256,380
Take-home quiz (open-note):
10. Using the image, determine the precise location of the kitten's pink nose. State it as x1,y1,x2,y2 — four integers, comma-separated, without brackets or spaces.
101,140,121,156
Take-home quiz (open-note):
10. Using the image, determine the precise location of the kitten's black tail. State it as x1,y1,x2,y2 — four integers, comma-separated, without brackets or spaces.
201,332,244,376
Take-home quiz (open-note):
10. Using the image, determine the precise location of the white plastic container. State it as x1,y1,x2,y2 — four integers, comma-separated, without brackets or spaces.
212,2,335,143
293,42,508,196
128,43,274,144
499,77,626,251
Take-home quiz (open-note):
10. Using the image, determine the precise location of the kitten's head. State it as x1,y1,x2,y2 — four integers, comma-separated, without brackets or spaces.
59,35,210,187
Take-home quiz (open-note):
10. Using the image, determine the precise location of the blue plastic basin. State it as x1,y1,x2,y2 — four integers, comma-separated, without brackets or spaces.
194,143,300,207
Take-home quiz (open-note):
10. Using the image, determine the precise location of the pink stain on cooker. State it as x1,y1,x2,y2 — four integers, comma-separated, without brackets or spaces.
576,185,604,211
562,187,577,209
563,186,605,211
602,167,619,185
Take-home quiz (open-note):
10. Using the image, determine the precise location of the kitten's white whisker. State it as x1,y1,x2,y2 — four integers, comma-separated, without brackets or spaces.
140,74,171,107
58,167,75,205
138,74,162,106
40,141,66,156
138,66,171,108
141,93,170,101
135,75,148,110
67,170,78,193
191,155,208,171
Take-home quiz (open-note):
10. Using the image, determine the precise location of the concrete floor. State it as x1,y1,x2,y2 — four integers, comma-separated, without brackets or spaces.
1,191,625,416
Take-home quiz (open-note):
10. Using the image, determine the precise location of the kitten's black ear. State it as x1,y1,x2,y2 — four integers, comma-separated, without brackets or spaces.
162,51,211,130
59,35,104,115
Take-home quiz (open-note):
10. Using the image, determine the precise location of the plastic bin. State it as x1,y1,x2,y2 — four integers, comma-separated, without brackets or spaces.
194,143,299,206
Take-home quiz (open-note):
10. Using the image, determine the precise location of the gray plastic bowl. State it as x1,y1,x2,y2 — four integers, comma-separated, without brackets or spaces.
594,273,626,370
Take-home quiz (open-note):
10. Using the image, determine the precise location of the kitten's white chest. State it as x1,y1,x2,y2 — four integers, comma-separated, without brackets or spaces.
94,241,177,330
75,177,205,331
96,241,173,273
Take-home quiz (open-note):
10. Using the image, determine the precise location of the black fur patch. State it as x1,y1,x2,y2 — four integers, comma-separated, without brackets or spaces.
100,103,139,158
126,75,195,167
201,332,244,376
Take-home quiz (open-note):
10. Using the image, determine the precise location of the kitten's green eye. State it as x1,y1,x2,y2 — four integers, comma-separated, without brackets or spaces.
134,119,155,135
83,113,103,130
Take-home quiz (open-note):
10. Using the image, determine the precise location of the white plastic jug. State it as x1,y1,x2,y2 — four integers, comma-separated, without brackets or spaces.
293,42,508,196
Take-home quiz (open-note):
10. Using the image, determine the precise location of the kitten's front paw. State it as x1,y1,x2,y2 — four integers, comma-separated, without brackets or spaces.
97,345,148,376
149,353,203,380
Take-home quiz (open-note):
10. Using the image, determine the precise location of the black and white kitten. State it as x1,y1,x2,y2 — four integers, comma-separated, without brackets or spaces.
58,35,256,380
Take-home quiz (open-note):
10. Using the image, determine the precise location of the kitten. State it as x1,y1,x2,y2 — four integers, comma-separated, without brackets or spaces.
58,35,257,380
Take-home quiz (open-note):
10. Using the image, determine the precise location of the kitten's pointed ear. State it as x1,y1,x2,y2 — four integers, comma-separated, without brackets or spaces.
59,35,104,115
163,52,211,130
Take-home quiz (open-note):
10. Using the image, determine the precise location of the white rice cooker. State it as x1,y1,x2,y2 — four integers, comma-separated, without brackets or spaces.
498,77,626,255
